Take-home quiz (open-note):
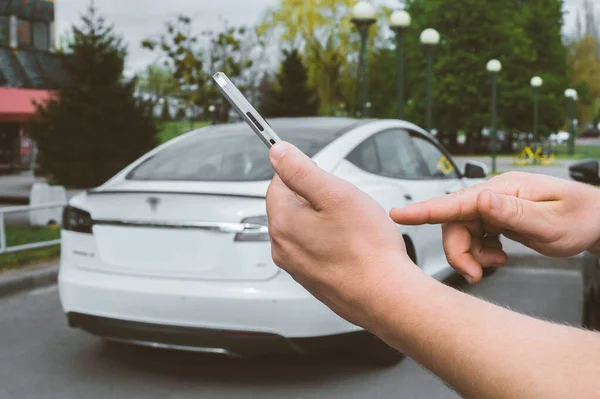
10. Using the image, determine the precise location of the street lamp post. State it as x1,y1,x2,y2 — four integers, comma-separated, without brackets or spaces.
565,88,578,156
351,1,377,118
208,104,217,125
420,28,440,132
487,59,502,174
389,9,411,120
530,76,543,150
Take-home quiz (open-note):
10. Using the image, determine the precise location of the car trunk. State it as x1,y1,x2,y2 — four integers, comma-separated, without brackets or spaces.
84,181,277,281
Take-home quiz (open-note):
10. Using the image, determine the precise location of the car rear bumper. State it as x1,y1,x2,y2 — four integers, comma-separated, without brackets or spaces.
67,312,368,357
59,259,361,339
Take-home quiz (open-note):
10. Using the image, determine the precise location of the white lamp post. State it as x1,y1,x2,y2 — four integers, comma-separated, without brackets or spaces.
389,9,411,119
486,59,502,173
565,88,578,155
351,2,377,118
530,76,543,148
420,28,440,132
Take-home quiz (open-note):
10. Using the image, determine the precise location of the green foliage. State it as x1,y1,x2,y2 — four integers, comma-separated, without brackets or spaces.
28,5,157,188
158,121,210,144
369,0,568,149
160,100,172,121
568,34,600,128
142,16,204,111
137,64,179,106
258,0,359,115
259,49,318,117
143,19,257,122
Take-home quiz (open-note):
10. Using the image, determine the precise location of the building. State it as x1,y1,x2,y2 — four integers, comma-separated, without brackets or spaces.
0,0,64,173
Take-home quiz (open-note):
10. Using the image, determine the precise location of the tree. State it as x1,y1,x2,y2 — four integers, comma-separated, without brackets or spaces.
143,18,259,122
568,34,600,128
137,64,178,106
260,50,318,117
257,73,279,117
258,0,362,115
205,25,257,122
160,100,172,121
28,4,157,188
372,0,568,152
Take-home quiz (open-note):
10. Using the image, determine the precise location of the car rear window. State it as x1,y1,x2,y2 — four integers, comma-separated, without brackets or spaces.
127,119,357,182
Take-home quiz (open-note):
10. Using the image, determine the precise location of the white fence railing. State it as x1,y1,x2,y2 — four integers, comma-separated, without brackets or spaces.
0,202,66,255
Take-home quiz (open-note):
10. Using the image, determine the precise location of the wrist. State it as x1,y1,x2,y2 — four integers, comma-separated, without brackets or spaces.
365,264,438,347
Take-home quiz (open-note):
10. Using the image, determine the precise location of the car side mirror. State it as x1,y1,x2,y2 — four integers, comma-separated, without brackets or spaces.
464,161,488,179
569,160,600,185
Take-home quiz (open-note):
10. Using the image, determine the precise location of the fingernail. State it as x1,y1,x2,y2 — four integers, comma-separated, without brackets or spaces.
461,274,473,284
270,142,289,163
489,192,501,211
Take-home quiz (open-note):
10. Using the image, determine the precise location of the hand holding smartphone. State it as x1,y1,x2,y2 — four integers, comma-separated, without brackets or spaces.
212,72,282,149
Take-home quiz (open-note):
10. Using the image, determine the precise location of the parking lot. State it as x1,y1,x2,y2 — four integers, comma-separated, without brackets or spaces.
0,267,582,399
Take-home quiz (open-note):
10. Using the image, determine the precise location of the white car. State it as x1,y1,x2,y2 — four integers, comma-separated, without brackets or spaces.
59,117,487,365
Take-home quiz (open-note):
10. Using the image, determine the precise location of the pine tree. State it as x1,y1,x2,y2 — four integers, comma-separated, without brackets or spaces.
257,73,279,117
276,49,319,116
160,100,172,121
28,4,157,188
259,50,319,117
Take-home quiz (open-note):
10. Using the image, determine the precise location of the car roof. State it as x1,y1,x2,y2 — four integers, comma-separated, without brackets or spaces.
195,117,366,142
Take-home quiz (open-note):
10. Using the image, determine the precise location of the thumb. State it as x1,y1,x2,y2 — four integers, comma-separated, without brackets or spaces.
476,190,550,237
269,142,338,209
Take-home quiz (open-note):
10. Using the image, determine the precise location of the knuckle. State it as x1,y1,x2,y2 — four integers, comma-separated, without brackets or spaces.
445,252,460,268
268,217,286,240
509,197,524,221
270,247,285,267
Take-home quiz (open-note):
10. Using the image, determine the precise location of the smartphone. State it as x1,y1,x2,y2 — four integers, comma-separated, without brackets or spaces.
212,72,282,149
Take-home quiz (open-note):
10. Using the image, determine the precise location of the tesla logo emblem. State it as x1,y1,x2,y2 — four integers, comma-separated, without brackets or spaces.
147,197,161,213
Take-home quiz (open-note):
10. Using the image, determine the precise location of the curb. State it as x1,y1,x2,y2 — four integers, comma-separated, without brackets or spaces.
0,264,58,299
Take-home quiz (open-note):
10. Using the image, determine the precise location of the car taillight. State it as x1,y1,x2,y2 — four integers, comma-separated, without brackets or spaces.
62,206,93,234
234,215,269,242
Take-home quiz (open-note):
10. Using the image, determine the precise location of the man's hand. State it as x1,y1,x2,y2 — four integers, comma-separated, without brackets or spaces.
266,142,419,330
390,172,600,284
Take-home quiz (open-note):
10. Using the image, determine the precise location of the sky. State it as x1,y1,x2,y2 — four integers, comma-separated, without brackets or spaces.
55,0,588,75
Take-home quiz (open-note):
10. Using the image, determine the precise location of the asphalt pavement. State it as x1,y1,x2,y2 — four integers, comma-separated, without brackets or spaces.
0,267,582,399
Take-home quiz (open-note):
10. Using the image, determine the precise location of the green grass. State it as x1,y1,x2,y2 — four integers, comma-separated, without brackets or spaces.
158,121,211,144
0,226,61,271
551,144,600,160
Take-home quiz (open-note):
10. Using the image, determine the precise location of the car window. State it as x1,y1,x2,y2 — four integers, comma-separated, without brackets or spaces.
347,137,379,174
411,134,459,179
373,130,429,179
126,120,358,182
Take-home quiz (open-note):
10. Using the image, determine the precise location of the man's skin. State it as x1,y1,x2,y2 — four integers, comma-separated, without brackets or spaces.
266,142,600,398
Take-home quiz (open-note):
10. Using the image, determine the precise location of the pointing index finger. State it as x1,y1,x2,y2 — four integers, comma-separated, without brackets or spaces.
390,186,488,225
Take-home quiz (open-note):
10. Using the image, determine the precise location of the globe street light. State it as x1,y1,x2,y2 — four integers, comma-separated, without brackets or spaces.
565,88,578,156
420,28,440,132
487,59,502,174
351,1,377,118
530,76,543,150
389,9,411,120
208,104,217,125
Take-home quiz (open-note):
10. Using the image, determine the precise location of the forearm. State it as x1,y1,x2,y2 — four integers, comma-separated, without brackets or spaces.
371,270,600,398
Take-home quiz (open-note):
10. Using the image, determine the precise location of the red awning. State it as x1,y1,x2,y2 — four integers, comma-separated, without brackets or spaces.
0,88,55,122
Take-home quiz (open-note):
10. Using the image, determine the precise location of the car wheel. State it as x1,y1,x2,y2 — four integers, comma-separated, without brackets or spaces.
359,332,405,367
582,254,600,330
